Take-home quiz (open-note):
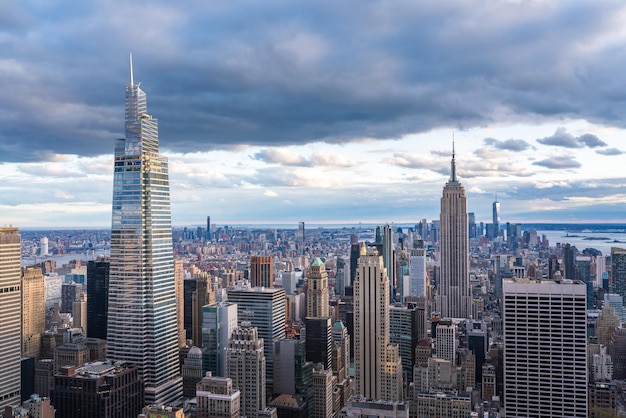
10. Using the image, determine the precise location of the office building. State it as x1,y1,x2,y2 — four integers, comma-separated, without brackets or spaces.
193,272,216,347
307,258,329,318
331,320,352,409
174,259,185,347
409,239,427,298
225,324,266,418
196,372,241,418
273,339,313,406
60,283,82,314
611,247,626,298
389,305,420,383
50,361,143,418
226,286,286,392
354,245,403,401
72,294,87,333
250,256,274,288
381,224,395,303
206,216,212,241
311,367,334,418
106,55,182,404
86,260,109,340
305,258,332,370
435,321,457,364
181,346,203,398
563,243,576,281
22,267,46,359
415,390,472,418
3,394,55,418
340,395,408,418
298,222,305,243
0,227,21,410
436,147,472,319
201,302,238,377
503,278,587,417
492,195,500,239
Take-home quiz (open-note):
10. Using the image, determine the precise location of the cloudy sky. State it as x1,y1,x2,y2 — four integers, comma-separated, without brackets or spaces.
1,0,626,227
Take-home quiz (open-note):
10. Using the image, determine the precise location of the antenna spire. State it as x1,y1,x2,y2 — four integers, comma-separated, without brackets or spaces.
129,51,134,86
450,134,458,183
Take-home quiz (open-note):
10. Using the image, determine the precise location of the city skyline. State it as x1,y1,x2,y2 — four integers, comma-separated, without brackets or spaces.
2,1,626,227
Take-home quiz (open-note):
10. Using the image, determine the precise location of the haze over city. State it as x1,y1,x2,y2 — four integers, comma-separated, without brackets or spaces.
2,1,626,227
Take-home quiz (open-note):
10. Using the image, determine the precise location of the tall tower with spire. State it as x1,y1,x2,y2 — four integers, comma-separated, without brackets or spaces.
492,193,500,239
436,143,472,319
107,54,183,405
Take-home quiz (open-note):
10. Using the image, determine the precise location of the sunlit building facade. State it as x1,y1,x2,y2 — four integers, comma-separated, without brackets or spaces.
106,55,182,405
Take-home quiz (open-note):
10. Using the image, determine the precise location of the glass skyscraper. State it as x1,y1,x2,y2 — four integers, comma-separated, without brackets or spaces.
107,55,182,405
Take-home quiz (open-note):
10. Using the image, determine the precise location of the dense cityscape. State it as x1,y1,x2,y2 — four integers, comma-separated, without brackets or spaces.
1,56,626,418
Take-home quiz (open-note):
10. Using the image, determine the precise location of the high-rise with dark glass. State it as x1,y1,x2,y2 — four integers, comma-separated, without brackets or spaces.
107,54,182,405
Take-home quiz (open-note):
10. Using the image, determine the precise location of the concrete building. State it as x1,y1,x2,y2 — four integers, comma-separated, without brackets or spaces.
22,267,46,359
196,372,241,418
50,361,143,418
436,147,472,319
307,258,329,318
503,278,588,417
0,227,22,410
72,294,87,333
225,324,265,418
273,339,312,404
354,245,403,401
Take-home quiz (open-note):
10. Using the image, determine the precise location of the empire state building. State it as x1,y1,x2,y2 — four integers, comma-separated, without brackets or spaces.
436,145,472,319
107,55,183,405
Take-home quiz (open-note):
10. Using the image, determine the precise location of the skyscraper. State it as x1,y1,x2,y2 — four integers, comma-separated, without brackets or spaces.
503,278,587,417
354,244,403,401
492,194,500,239
611,247,626,298
86,260,109,340
225,324,266,418
226,286,286,393
409,239,427,297
0,227,22,409
436,146,472,319
106,55,182,404
382,224,395,303
307,258,329,318
22,267,46,359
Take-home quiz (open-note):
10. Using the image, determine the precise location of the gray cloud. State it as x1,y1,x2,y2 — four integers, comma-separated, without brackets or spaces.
1,1,626,162
537,128,607,149
532,156,581,169
483,138,531,151
596,148,623,156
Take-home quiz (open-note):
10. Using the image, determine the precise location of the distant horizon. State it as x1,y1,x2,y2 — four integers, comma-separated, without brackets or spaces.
15,221,626,232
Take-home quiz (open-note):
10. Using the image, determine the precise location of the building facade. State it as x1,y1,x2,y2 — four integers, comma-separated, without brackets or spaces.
354,245,403,401
250,256,274,288
22,267,46,359
86,260,109,340
436,148,472,319
106,56,182,404
503,279,588,417
0,227,22,410
225,325,266,418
